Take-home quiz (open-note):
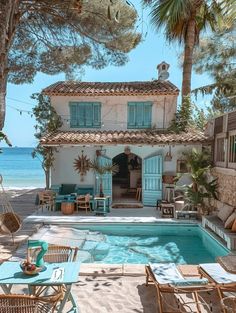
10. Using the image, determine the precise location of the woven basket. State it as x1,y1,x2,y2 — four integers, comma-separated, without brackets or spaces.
0,212,21,235
221,296,236,313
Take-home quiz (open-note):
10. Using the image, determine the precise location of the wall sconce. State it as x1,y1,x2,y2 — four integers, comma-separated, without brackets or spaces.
164,146,172,161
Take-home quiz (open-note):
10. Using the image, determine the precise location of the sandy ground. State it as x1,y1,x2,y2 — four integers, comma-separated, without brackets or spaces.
0,188,42,261
8,274,222,313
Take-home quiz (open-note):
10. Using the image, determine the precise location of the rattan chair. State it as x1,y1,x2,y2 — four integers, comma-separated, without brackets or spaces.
38,191,55,212
0,293,61,313
28,244,78,263
76,194,91,213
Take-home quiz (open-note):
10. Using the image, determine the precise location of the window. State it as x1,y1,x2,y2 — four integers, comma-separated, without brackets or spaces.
216,137,226,163
127,102,152,129
229,132,236,165
69,102,101,128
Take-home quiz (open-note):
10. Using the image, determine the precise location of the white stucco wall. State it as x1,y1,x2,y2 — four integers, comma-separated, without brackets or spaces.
50,94,177,131
51,144,201,187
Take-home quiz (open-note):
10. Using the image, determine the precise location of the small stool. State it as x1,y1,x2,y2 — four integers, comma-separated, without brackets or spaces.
164,186,175,203
136,187,142,201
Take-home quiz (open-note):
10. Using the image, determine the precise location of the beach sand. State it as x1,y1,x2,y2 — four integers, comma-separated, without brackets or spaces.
0,188,42,261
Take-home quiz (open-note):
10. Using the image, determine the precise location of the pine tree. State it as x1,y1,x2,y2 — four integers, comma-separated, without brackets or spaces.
0,0,141,129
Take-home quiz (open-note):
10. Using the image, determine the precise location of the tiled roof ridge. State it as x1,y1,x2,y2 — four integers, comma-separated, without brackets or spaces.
42,79,179,96
41,129,207,146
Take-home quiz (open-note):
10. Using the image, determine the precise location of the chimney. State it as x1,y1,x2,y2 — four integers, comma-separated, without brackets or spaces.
157,61,170,81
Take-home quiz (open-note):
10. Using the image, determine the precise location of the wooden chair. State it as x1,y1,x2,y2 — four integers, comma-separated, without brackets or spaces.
76,194,91,213
199,263,236,313
0,292,62,313
136,187,142,201
38,191,55,212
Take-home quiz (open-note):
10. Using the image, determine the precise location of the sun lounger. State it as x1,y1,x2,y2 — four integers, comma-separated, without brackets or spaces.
146,263,214,313
199,263,236,313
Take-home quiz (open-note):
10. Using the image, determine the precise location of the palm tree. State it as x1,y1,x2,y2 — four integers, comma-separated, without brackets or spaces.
178,149,218,213
143,0,228,103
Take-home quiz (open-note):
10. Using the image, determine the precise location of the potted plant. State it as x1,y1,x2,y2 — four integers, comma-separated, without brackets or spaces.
89,159,118,197
176,149,218,215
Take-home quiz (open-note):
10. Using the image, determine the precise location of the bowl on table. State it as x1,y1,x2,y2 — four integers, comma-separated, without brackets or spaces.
20,260,42,275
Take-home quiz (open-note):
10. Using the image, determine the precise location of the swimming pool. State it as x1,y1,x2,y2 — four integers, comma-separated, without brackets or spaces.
72,224,229,264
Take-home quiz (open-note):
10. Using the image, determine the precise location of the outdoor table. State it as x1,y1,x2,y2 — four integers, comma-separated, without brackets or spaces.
93,196,111,215
0,261,80,313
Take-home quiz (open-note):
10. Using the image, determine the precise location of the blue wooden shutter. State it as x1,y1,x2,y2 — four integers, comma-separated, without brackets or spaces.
128,103,136,128
143,102,152,128
76,103,85,127
85,103,93,127
69,103,78,127
93,103,101,127
143,155,162,206
136,103,143,128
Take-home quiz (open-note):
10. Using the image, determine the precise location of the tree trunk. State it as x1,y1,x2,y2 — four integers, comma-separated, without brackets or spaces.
45,169,50,190
0,0,20,130
181,18,196,102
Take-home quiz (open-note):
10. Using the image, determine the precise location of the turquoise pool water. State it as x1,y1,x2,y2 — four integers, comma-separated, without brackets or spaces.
74,224,229,264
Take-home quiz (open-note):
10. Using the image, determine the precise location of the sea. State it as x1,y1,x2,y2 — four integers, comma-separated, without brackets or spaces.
0,147,45,189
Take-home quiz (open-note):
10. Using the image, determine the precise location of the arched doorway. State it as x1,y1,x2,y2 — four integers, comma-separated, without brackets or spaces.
112,152,142,202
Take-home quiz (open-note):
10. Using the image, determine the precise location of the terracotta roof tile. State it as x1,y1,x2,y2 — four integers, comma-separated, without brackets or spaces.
41,129,207,146
42,80,179,96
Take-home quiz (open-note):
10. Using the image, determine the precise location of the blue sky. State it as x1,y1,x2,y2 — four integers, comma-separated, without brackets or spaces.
3,1,211,147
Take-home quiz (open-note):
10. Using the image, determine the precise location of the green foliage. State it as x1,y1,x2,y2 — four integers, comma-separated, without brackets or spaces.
7,0,141,84
89,160,119,176
89,158,119,195
0,131,12,147
143,0,232,104
192,25,236,113
179,149,218,210
0,131,12,153
169,96,193,132
31,93,62,188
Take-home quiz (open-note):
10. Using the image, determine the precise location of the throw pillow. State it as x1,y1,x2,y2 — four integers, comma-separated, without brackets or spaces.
231,219,236,232
218,204,234,222
224,211,236,229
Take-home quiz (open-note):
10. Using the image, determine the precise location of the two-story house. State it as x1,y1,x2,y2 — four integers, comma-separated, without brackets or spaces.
205,110,236,208
41,62,206,206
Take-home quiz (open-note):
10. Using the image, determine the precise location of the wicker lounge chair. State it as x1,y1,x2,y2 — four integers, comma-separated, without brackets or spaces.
146,263,215,313
199,263,236,313
0,292,62,313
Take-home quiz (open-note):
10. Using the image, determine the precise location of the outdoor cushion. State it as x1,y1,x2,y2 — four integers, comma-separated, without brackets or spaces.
217,204,234,222
231,219,236,232
200,263,236,284
60,184,76,195
150,263,208,286
224,211,236,229
76,186,94,196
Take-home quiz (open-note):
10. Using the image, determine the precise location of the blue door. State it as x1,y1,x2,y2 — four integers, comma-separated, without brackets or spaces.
143,155,162,206
95,156,112,200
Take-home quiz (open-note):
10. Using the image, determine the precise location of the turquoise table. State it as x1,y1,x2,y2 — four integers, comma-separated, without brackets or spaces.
93,196,111,215
0,261,80,312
